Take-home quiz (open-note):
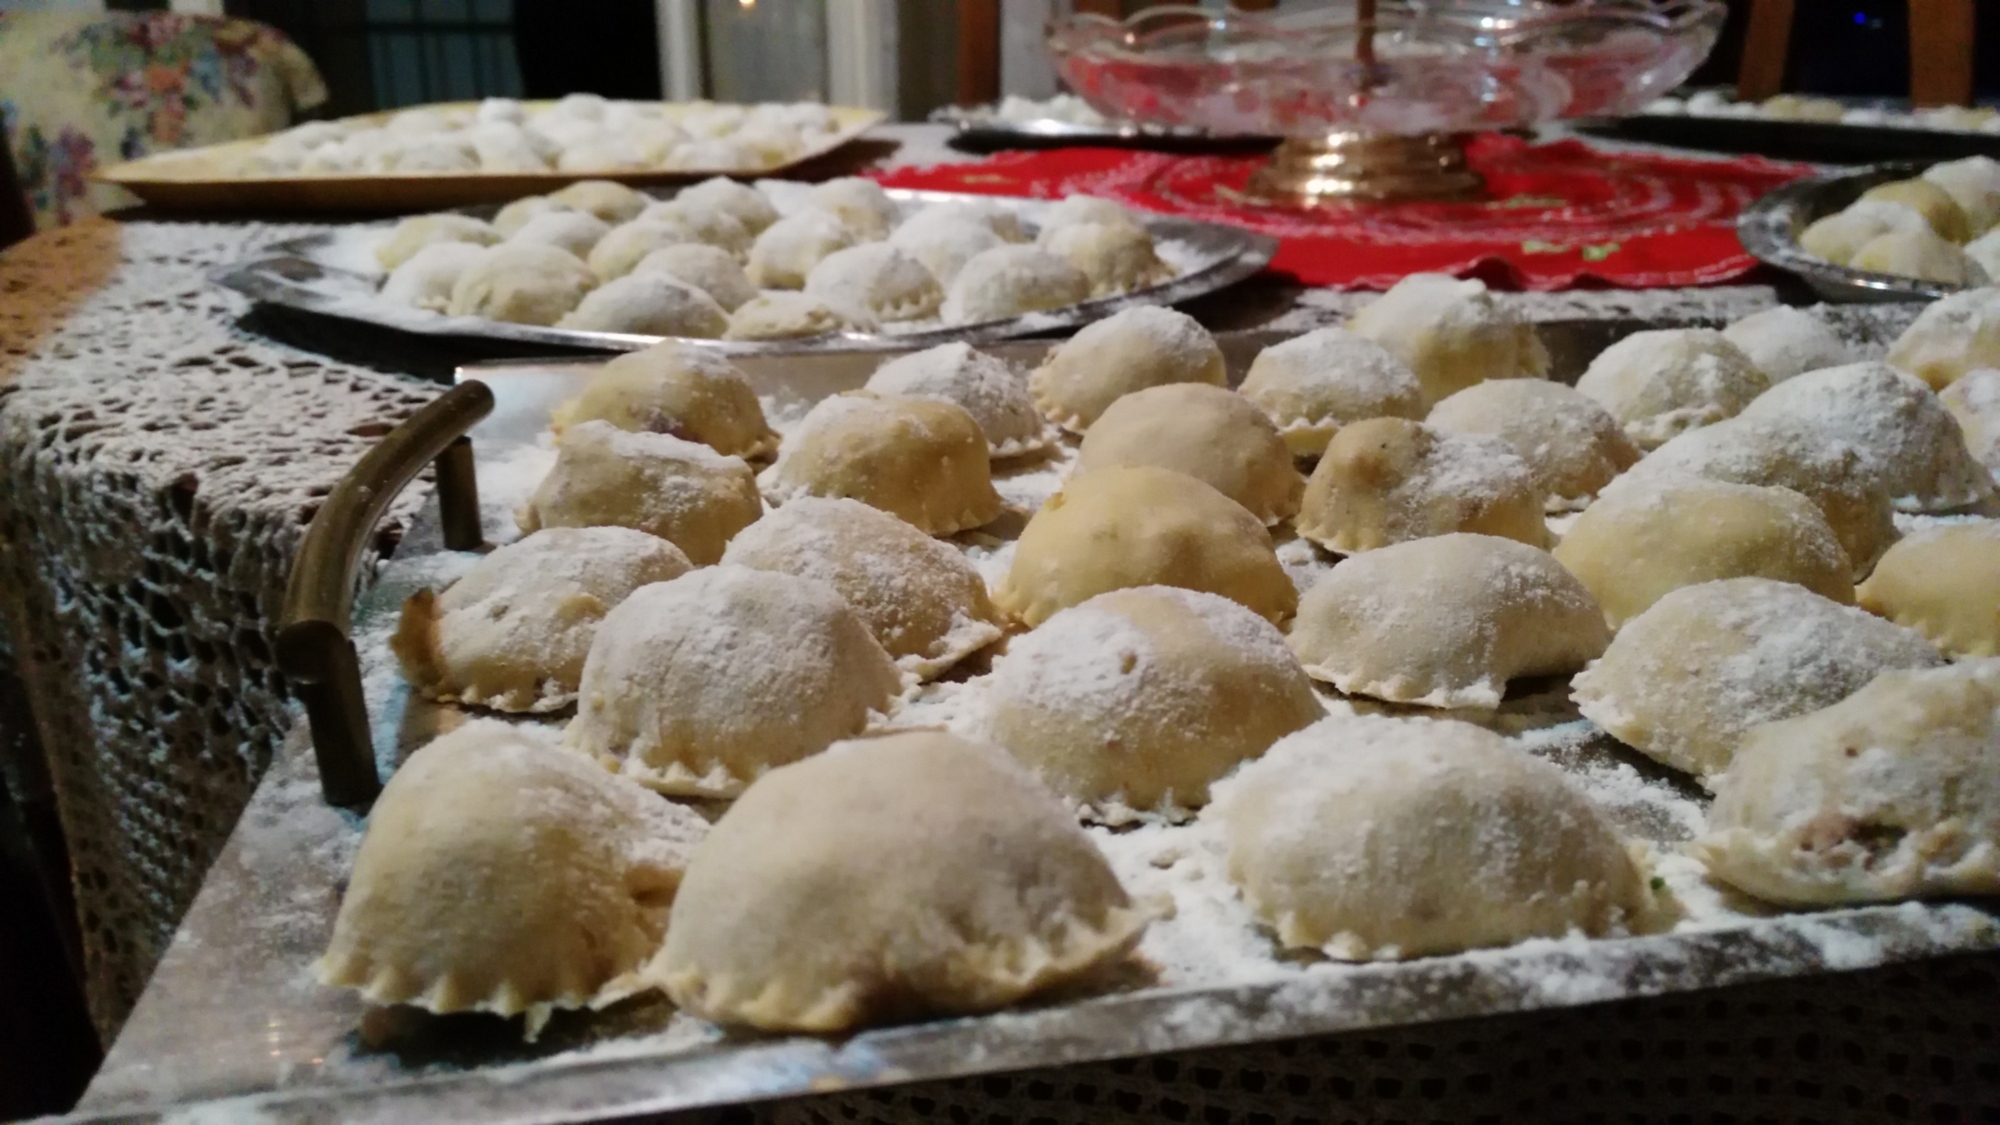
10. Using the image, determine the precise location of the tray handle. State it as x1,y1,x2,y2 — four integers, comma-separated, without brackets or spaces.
277,379,495,808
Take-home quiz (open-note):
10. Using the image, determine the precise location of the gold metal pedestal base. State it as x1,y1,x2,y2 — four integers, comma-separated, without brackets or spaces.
1246,132,1485,205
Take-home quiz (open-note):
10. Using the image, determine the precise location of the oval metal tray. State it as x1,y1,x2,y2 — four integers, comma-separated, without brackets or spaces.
1736,161,1963,303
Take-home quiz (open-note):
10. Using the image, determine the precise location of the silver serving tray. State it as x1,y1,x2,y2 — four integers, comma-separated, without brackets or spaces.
210,188,1278,355
1736,161,1962,304
928,105,1275,146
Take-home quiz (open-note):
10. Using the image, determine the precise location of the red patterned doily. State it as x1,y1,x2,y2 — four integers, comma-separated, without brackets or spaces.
872,135,1813,291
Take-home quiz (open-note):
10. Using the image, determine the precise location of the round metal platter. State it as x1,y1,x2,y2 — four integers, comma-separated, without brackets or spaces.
1736,161,1963,304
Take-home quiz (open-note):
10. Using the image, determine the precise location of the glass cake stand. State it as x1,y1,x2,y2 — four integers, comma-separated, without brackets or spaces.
1046,1,1726,204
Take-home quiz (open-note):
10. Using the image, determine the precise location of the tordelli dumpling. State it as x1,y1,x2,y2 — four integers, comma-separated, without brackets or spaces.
1075,384,1304,525
1695,661,2000,907
1573,329,1769,450
554,272,730,337
1211,713,1653,962
907,199,1027,243
376,212,500,270
995,465,1297,629
941,245,1091,325
391,526,691,713
632,243,758,312
1720,305,1854,385
968,586,1323,815
317,721,710,1039
492,195,572,238
863,342,1052,459
548,178,651,224
1884,287,2000,392
518,421,761,565
1236,327,1427,457
446,243,597,326
506,209,614,260
1940,367,2000,469
552,342,778,459
1922,156,2000,234
1799,200,1930,265
888,215,1003,289
638,199,752,259
1608,416,1900,579
803,243,944,321
563,566,901,796
1856,521,2000,658
1287,534,1609,710
1849,227,1986,287
1041,221,1174,297
585,217,699,281
670,175,781,235
659,731,1147,1033
1036,194,1140,240
1735,361,1998,513
1553,478,1853,630
746,209,862,289
1345,273,1550,402
724,292,875,341
1296,418,1548,554
803,176,902,240
761,394,1003,535
1426,379,1640,510
1571,578,1945,783
381,241,488,312
1028,306,1226,432
721,497,1005,680
1858,178,1972,243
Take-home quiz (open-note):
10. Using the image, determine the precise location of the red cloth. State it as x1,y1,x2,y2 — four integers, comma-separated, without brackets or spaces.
872,135,1814,291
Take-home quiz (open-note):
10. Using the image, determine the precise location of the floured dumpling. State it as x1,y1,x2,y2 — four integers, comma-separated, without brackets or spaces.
518,421,761,564
1856,521,2000,658
803,177,901,240
392,527,691,712
1041,221,1173,297
761,394,1002,535
1923,156,2000,234
376,213,501,270
1722,305,1854,384
804,243,943,321
1237,328,1427,457
969,586,1322,814
1028,306,1226,432
905,199,1025,243
659,731,1145,1032
1799,200,1930,265
548,179,651,224
1574,329,1769,450
863,342,1051,458
1427,379,1640,510
1940,366,2000,468
554,272,729,337
638,199,752,259
317,721,709,1038
724,291,874,340
1288,534,1608,710
564,567,900,796
1884,287,2000,392
1296,418,1548,553
1075,383,1303,525
1850,228,1986,286
506,210,614,260
381,241,488,312
1859,178,1972,243
1036,194,1139,240
1212,713,1651,961
1607,416,1899,578
671,176,781,235
632,243,758,312
1346,273,1550,402
552,343,777,458
747,210,861,289
1695,661,2000,906
492,195,573,238
1554,478,1852,629
721,497,1004,679
1571,578,1945,782
1736,362,1998,513
586,218,699,281
995,465,1296,628
446,244,597,326
941,245,1090,325
888,215,1003,288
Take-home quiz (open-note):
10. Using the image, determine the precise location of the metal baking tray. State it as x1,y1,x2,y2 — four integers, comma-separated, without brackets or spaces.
1736,161,1965,304
928,105,1277,154
1584,113,2000,165
62,321,2000,1124
210,188,1279,356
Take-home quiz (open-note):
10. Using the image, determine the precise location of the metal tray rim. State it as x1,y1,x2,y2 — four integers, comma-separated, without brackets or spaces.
1736,161,1966,303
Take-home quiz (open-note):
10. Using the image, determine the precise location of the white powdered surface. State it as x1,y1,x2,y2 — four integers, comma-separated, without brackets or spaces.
1722,305,1854,383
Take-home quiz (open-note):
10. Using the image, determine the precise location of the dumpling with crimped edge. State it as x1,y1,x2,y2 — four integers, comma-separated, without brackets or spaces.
632,243,758,312
1607,416,1900,580
518,421,761,565
721,497,1004,680
1923,156,2000,234
1427,378,1640,511
1736,361,1999,513
1288,534,1609,710
1574,329,1769,450
888,215,1003,289
316,720,710,1040
1296,418,1549,554
392,526,692,713
506,210,614,260
637,199,752,259
552,343,778,459
1041,221,1174,297
804,243,943,321
554,272,729,337
381,241,487,312
1346,273,1550,403
657,730,1147,1032
1856,521,2000,658
1940,367,2000,469
1849,228,1986,287
1075,383,1303,525
1859,178,1973,243
1885,287,2000,392
863,342,1052,459
941,245,1090,325
1211,712,1655,962
1694,661,2000,908
904,198,1026,244
760,393,1002,535
563,567,901,797
1571,578,1946,784
1035,194,1141,241
548,178,651,224
1722,305,1855,385
746,209,861,289
1799,200,1931,265
1028,306,1226,433
447,244,597,326
1238,327,1427,457
585,217,700,281
994,465,1297,629
803,176,902,240
1553,478,1854,631
376,212,500,270
669,176,780,235
724,292,875,341
966,586,1324,817
492,195,573,237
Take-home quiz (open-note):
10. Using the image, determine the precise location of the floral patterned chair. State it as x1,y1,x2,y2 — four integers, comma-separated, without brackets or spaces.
0,11,326,230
